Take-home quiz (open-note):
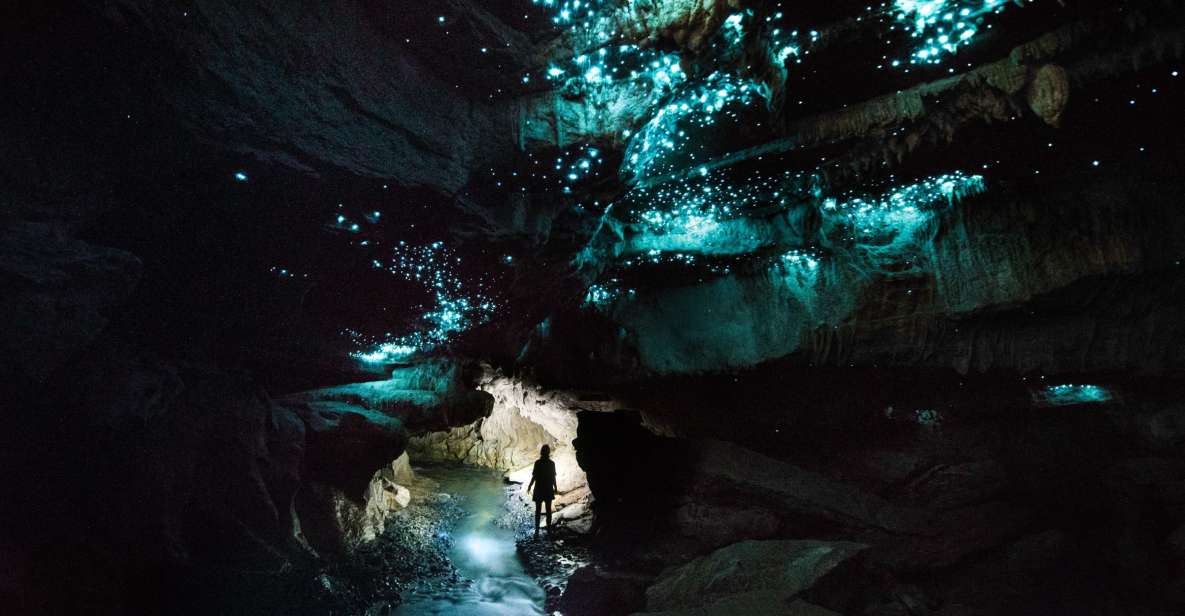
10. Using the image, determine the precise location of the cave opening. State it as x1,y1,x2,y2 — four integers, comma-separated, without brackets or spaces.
4,0,1185,614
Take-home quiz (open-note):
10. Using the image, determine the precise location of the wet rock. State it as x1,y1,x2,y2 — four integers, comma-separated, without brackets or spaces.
296,483,377,554
390,452,416,485
643,539,867,612
1025,63,1070,126
359,472,413,536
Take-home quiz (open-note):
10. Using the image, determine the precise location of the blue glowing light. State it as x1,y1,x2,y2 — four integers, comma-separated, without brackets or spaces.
233,171,248,182
820,172,985,264
890,0,1021,65
1036,384,1115,406
583,279,635,311
622,72,766,182
355,344,416,363
350,241,498,363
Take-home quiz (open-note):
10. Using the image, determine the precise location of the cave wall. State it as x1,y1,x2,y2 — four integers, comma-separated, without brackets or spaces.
89,0,522,191
0,342,409,612
569,378,1185,614
528,153,1185,382
405,367,609,531
3,1,1185,614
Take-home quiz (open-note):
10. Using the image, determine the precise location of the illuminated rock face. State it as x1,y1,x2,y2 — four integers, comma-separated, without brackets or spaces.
532,165,1185,380
616,0,742,52
76,0,1185,384
407,368,611,531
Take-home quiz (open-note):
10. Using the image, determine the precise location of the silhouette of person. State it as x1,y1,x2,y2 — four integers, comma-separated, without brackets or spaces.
527,444,557,534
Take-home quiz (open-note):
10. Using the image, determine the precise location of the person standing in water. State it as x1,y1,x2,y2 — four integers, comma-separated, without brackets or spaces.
527,445,558,534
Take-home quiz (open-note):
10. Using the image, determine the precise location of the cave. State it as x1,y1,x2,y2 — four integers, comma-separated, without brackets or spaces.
3,0,1185,614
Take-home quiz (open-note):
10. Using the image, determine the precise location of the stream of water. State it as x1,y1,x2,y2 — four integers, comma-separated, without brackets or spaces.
394,466,547,616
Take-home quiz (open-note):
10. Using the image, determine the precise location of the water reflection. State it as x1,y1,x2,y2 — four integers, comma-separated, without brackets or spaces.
394,466,546,616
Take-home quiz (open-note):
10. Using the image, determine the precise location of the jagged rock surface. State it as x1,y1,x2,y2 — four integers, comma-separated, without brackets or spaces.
93,0,520,191
641,539,866,613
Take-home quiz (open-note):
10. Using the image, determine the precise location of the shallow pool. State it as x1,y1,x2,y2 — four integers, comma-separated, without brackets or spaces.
394,466,546,616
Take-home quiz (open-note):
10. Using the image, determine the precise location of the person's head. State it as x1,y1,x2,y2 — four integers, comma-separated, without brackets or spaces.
540,444,550,459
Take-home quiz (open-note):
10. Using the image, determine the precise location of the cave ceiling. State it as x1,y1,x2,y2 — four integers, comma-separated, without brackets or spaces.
26,0,1185,391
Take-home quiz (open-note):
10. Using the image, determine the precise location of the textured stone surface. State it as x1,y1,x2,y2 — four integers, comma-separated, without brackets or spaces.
285,360,494,432
687,439,928,534
557,565,651,616
613,0,740,52
533,165,1185,380
406,369,608,530
96,0,519,191
643,539,866,612
672,502,780,548
287,400,407,502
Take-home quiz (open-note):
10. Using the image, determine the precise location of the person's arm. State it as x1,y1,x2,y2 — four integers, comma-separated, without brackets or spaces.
527,463,536,494
552,461,559,493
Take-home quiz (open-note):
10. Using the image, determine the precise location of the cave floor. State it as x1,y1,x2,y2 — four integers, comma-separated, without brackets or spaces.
394,465,546,616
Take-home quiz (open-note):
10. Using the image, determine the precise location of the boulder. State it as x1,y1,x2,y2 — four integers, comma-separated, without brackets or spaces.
867,501,1031,570
390,451,416,485
288,400,407,501
556,565,650,616
688,439,929,534
644,539,867,612
673,503,780,548
902,460,1009,510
